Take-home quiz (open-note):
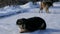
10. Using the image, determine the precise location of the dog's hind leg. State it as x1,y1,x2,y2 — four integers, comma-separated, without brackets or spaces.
40,22,46,30
46,7,49,13
45,5,50,13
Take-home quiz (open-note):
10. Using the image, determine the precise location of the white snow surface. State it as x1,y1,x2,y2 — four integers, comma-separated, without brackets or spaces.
0,13,60,34
0,2,60,17
0,2,60,34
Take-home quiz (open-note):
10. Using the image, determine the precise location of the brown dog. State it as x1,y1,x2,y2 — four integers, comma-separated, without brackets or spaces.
40,1,53,13
16,17,46,33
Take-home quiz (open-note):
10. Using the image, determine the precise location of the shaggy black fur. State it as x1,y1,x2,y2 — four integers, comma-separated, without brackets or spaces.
16,17,46,33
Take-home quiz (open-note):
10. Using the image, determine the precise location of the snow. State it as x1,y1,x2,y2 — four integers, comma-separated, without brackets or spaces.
0,2,60,17
0,2,40,17
53,2,60,7
0,2,60,34
0,13,60,34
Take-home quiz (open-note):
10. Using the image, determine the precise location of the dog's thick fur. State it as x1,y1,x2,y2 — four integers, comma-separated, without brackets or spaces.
16,17,46,33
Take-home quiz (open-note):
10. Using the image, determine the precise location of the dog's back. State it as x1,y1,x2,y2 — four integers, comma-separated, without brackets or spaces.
27,17,46,30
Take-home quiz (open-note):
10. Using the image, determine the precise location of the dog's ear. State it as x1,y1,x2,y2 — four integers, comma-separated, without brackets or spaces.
16,18,26,25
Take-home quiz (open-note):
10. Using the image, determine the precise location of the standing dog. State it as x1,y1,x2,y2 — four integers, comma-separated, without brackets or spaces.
16,17,46,33
40,1,53,13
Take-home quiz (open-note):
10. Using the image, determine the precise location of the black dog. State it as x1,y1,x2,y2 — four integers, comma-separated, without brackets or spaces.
16,17,46,33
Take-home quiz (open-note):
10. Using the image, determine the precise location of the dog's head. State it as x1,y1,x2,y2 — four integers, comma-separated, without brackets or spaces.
16,18,29,33
16,17,46,33
16,18,26,25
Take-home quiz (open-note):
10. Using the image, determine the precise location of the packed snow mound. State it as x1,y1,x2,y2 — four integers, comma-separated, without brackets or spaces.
0,2,40,17
0,2,60,18
20,2,33,9
20,2,40,9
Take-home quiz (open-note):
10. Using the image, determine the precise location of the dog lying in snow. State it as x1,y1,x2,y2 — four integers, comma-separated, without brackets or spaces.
16,17,46,33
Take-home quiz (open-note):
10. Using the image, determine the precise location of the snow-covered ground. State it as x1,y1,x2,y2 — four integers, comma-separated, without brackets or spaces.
0,2,60,17
0,13,60,34
53,2,60,6
0,2,60,34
